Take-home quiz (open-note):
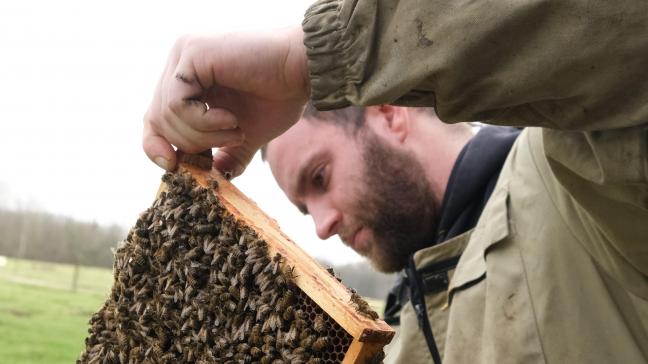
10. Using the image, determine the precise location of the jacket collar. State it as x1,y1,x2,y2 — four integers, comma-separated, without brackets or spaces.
434,126,521,243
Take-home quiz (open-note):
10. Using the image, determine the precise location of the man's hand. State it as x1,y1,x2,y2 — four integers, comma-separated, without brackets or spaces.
143,26,309,176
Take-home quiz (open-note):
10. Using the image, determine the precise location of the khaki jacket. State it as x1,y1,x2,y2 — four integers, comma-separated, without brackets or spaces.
303,0,648,363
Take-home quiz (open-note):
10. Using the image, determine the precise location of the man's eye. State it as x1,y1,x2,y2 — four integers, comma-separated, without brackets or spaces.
312,166,326,188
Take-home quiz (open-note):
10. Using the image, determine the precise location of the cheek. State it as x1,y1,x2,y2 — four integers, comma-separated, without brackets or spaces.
342,175,371,208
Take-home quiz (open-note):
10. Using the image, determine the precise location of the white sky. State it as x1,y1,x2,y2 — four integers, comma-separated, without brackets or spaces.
0,0,363,265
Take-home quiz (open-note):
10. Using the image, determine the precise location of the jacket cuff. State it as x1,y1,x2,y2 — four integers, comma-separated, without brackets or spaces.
302,0,373,110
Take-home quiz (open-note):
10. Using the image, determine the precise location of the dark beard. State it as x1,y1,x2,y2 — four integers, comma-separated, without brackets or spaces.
354,130,438,273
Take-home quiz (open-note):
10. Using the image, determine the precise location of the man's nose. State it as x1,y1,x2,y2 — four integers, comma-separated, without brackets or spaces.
308,201,341,240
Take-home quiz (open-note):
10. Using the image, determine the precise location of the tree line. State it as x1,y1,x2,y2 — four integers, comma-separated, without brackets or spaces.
0,208,124,268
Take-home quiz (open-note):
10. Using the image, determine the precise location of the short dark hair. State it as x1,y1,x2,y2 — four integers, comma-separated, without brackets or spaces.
259,103,442,160
301,102,367,134
260,102,366,160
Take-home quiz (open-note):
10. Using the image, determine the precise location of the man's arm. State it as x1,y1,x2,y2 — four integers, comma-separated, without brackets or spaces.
144,0,648,172
303,0,648,130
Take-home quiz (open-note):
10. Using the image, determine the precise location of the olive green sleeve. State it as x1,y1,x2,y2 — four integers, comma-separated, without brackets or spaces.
302,0,648,131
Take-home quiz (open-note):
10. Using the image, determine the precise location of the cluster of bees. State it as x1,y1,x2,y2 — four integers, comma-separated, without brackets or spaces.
78,172,361,364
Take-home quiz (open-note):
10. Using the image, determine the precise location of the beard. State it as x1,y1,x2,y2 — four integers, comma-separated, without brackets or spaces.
351,129,438,273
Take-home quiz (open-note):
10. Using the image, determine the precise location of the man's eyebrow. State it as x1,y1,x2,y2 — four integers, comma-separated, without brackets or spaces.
295,151,321,197
297,203,308,215
293,151,324,214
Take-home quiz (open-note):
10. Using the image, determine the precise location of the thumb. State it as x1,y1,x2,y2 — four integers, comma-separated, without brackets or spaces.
212,145,258,178
143,123,177,171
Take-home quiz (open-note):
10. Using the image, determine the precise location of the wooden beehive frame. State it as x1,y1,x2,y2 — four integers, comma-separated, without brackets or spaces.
173,160,395,363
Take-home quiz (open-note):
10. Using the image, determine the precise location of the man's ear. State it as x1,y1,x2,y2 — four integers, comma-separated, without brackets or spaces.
365,105,409,144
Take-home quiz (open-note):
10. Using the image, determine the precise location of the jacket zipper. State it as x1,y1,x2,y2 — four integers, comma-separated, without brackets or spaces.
406,257,442,364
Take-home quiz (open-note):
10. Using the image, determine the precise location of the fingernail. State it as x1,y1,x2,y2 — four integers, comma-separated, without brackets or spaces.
153,156,171,171
231,166,244,178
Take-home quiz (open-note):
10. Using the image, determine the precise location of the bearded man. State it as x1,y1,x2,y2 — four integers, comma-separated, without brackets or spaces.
263,104,520,362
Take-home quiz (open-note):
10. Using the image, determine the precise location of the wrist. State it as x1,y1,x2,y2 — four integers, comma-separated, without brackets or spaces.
284,26,311,102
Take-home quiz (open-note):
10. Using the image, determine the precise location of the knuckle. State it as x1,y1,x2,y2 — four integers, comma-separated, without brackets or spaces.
144,111,162,132
167,97,184,115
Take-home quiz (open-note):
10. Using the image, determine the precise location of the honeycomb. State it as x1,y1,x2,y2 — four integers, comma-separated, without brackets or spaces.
294,289,353,363
77,171,367,364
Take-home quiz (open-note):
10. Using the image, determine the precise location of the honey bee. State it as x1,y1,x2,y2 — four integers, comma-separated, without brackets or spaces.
262,313,282,333
189,202,202,216
186,347,195,362
313,315,326,333
203,350,217,362
117,270,129,284
292,347,306,356
257,273,273,292
224,300,236,312
180,306,193,319
228,285,240,300
184,286,195,301
167,223,180,238
116,329,128,347
250,347,262,358
239,285,248,301
252,259,267,275
194,223,214,234
218,292,231,302
285,324,298,345
160,353,177,363
267,253,282,275
151,343,163,357
275,274,288,287
197,326,208,342
217,271,229,285
281,306,294,322
263,335,276,346
299,335,315,350
311,336,329,351
118,350,127,364
129,346,143,359
131,250,146,267
236,342,250,353
185,246,201,260
350,292,380,320
202,238,215,254
294,311,308,330
207,208,219,223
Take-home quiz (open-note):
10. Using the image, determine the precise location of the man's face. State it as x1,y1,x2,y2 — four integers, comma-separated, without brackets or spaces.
266,119,437,272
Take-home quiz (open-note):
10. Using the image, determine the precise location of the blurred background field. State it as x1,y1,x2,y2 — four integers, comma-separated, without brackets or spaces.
0,256,387,364
0,257,112,364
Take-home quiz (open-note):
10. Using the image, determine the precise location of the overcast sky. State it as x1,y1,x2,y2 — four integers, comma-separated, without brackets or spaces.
0,0,363,265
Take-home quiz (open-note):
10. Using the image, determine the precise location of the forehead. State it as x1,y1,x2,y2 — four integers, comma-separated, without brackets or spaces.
266,120,352,193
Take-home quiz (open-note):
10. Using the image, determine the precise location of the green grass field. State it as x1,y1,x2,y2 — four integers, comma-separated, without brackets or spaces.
0,257,113,364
